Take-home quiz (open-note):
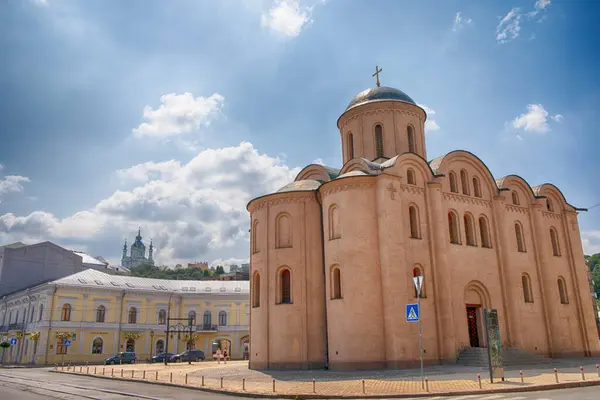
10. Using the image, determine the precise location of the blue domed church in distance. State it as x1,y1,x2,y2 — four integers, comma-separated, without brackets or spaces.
121,228,154,268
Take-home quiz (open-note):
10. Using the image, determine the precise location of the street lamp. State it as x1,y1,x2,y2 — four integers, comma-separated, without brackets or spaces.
149,330,154,361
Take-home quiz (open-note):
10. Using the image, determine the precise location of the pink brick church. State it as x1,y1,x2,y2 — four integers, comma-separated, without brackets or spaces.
247,74,599,370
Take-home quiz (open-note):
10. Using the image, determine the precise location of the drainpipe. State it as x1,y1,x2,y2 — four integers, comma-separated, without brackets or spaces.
44,285,58,365
117,290,126,352
315,191,329,369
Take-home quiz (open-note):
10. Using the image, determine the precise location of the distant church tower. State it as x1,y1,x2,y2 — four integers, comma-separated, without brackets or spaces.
121,228,155,268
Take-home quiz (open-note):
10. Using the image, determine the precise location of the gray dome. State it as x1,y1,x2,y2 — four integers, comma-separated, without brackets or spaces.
346,86,416,111
277,180,322,193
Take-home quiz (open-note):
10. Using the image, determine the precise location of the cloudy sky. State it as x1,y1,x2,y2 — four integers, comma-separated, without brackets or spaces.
1,0,599,266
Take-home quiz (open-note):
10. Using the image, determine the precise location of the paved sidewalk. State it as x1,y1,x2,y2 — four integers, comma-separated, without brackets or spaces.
54,359,600,397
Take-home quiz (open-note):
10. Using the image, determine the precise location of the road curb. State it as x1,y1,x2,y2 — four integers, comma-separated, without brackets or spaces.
49,369,600,399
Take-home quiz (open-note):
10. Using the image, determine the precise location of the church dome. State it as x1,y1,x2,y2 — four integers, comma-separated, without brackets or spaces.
346,86,416,111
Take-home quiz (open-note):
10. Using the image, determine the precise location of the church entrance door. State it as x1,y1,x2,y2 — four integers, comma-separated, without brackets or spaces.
466,306,480,347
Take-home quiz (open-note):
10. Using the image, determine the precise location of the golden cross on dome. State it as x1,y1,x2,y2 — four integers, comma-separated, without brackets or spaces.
372,65,383,87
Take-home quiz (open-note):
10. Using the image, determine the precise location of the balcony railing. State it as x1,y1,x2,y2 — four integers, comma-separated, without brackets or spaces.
196,324,218,332
8,322,24,331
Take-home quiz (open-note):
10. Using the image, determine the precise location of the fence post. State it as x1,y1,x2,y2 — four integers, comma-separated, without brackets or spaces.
580,366,585,381
477,374,482,389
520,370,523,383
362,380,365,394
554,368,558,383
313,378,316,393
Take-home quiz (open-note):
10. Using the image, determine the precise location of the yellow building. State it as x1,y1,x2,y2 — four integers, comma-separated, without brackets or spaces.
0,269,249,364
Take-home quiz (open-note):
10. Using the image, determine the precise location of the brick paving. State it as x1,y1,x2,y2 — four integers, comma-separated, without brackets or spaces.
57,359,600,396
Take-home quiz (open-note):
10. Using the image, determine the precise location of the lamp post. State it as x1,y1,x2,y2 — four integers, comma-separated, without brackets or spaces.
149,330,154,361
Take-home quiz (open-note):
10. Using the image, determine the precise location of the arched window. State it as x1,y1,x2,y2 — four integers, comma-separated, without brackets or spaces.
219,311,227,326
347,133,354,159
128,307,137,324
515,222,526,252
460,169,470,195
126,339,135,352
512,191,520,205
96,305,106,323
464,214,476,246
449,171,458,193
328,204,341,240
331,266,342,299
61,304,71,321
251,220,259,254
409,205,420,239
547,198,554,212
38,305,43,322
280,269,292,304
252,272,260,308
158,309,166,324
407,125,415,153
522,274,533,303
448,211,460,244
479,216,492,248
472,177,481,198
203,311,212,328
188,310,196,325
557,277,568,304
275,213,292,248
92,338,103,354
413,266,425,298
407,168,416,185
375,124,384,158
550,227,561,256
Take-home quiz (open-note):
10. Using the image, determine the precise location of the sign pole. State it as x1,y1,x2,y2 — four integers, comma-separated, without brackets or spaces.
417,279,423,390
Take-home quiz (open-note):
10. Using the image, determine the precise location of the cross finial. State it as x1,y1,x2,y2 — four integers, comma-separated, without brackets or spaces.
372,65,383,87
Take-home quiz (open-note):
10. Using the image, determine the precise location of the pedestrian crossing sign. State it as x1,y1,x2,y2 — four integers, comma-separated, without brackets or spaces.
406,303,420,322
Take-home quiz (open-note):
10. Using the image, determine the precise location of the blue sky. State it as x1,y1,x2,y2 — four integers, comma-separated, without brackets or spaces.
1,0,599,265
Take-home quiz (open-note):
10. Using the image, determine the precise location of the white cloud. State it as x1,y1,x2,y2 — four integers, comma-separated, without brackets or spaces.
512,104,558,134
452,12,473,32
535,0,551,10
0,164,3,172
261,0,313,37
312,158,325,165
31,0,48,5
0,142,300,266
516,134,524,141
418,104,441,133
551,114,563,122
132,93,224,139
582,231,600,255
496,8,522,44
0,175,31,196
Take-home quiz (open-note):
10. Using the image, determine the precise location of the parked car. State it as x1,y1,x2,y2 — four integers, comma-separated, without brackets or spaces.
147,352,174,363
169,350,205,362
104,352,136,365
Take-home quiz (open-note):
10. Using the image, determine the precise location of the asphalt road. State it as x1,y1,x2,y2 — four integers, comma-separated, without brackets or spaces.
0,368,598,400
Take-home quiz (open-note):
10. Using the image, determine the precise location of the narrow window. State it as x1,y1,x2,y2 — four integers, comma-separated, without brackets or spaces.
460,169,470,195
252,272,261,308
547,198,554,212
448,212,460,244
96,305,106,323
281,269,292,304
522,274,533,303
407,125,415,153
558,277,568,304
515,222,526,252
332,267,342,299
38,305,43,322
409,206,420,239
128,307,137,324
413,267,425,298
407,168,416,185
550,227,561,256
275,213,292,248
188,310,196,325
329,204,341,240
30,306,35,323
479,216,491,248
203,311,212,328
61,304,71,322
512,191,520,205
449,171,458,193
56,338,67,355
375,124,384,158
347,133,354,159
473,177,481,198
219,311,227,326
251,220,259,254
92,338,103,354
158,309,166,324
464,214,476,246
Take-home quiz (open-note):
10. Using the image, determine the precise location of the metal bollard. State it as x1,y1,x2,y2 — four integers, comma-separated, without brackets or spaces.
170,372,173,383
94,366,97,374
425,377,429,392
143,370,146,379
520,370,524,383
121,369,124,378
156,371,158,381
86,366,89,374
112,368,114,377
554,368,558,383
102,367,105,376
362,380,366,394
272,379,275,392
202,375,205,386
80,366,82,373
581,366,585,381
243,378,246,391
131,370,134,379
477,374,482,389
221,377,224,388
185,374,188,385
597,364,599,378
312,378,316,393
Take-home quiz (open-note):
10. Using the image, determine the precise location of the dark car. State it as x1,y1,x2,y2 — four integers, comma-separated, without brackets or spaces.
169,350,205,362
147,352,174,363
104,352,136,365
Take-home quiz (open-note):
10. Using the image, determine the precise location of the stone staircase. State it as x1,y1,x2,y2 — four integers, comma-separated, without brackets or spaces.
457,347,554,368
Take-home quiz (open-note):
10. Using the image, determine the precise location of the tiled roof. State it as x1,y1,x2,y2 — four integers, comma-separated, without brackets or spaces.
52,269,249,295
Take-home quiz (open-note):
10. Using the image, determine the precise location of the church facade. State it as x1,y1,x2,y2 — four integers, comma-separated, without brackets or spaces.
247,80,600,370
121,229,154,268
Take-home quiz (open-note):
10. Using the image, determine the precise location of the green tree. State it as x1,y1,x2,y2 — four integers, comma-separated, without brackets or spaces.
215,266,225,275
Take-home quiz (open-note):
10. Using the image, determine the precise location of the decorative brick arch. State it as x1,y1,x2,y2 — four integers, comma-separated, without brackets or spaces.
463,280,491,308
